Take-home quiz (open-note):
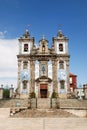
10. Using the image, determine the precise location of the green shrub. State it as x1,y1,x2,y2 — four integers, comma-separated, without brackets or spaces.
51,91,57,98
30,92,36,98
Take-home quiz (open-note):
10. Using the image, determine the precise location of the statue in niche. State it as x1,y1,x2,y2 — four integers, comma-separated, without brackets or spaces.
42,65,45,74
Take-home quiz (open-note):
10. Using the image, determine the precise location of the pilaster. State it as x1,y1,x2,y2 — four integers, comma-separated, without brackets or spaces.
30,60,35,92
17,60,21,94
66,59,71,97
9,85,14,98
52,60,58,93
0,86,3,99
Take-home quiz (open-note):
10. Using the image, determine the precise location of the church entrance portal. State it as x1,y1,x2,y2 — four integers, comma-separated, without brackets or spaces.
40,84,47,98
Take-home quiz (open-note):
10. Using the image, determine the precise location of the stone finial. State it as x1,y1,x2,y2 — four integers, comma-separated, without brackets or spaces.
57,30,63,37
1,84,3,88
11,84,13,88
23,29,30,38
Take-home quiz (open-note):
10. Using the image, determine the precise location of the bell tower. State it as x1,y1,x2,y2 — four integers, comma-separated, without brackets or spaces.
18,29,34,54
52,30,70,98
17,29,34,97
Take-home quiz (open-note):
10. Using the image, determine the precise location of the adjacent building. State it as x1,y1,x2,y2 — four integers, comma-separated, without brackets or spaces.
69,73,77,92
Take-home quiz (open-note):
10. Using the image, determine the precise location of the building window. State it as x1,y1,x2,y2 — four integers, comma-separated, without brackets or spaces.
59,61,64,69
23,81,27,89
24,44,28,52
60,81,65,89
23,61,28,69
59,44,63,51
70,77,72,84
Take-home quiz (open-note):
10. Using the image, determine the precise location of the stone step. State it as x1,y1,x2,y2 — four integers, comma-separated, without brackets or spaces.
0,98,87,109
37,98,50,109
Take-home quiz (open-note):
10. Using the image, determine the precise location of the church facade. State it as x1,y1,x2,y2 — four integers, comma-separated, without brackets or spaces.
17,29,70,98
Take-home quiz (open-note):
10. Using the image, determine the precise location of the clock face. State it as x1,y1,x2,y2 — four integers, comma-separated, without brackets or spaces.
58,70,66,81
21,70,30,81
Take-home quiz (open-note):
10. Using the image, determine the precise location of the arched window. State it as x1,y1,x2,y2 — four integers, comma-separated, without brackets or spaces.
59,61,64,69
23,61,28,69
23,81,27,89
60,81,65,89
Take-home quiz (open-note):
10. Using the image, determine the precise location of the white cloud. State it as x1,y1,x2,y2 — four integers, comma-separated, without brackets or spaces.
0,31,7,39
0,39,18,88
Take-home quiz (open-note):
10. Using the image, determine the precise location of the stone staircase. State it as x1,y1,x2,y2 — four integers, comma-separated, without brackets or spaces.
37,98,51,109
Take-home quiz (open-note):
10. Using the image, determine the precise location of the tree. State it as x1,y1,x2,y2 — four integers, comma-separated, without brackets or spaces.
3,88,10,99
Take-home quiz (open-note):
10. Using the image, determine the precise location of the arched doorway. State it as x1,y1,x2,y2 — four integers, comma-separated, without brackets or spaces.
40,84,48,98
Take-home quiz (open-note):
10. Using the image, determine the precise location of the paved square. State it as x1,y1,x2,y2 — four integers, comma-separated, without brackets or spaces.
0,108,87,130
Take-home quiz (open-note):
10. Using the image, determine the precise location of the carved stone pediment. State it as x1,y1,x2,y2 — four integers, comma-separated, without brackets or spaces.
35,76,52,82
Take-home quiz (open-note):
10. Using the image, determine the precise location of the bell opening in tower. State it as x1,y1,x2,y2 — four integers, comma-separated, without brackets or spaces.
24,44,28,52
42,43,45,52
59,43,63,51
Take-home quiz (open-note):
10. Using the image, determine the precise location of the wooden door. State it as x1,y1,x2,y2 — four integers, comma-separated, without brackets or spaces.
40,84,47,98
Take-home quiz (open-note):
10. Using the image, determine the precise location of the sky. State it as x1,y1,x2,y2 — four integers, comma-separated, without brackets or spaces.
0,0,87,88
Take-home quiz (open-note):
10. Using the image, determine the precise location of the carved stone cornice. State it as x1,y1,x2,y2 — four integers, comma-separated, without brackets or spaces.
30,54,57,61
17,53,70,63
35,76,52,82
